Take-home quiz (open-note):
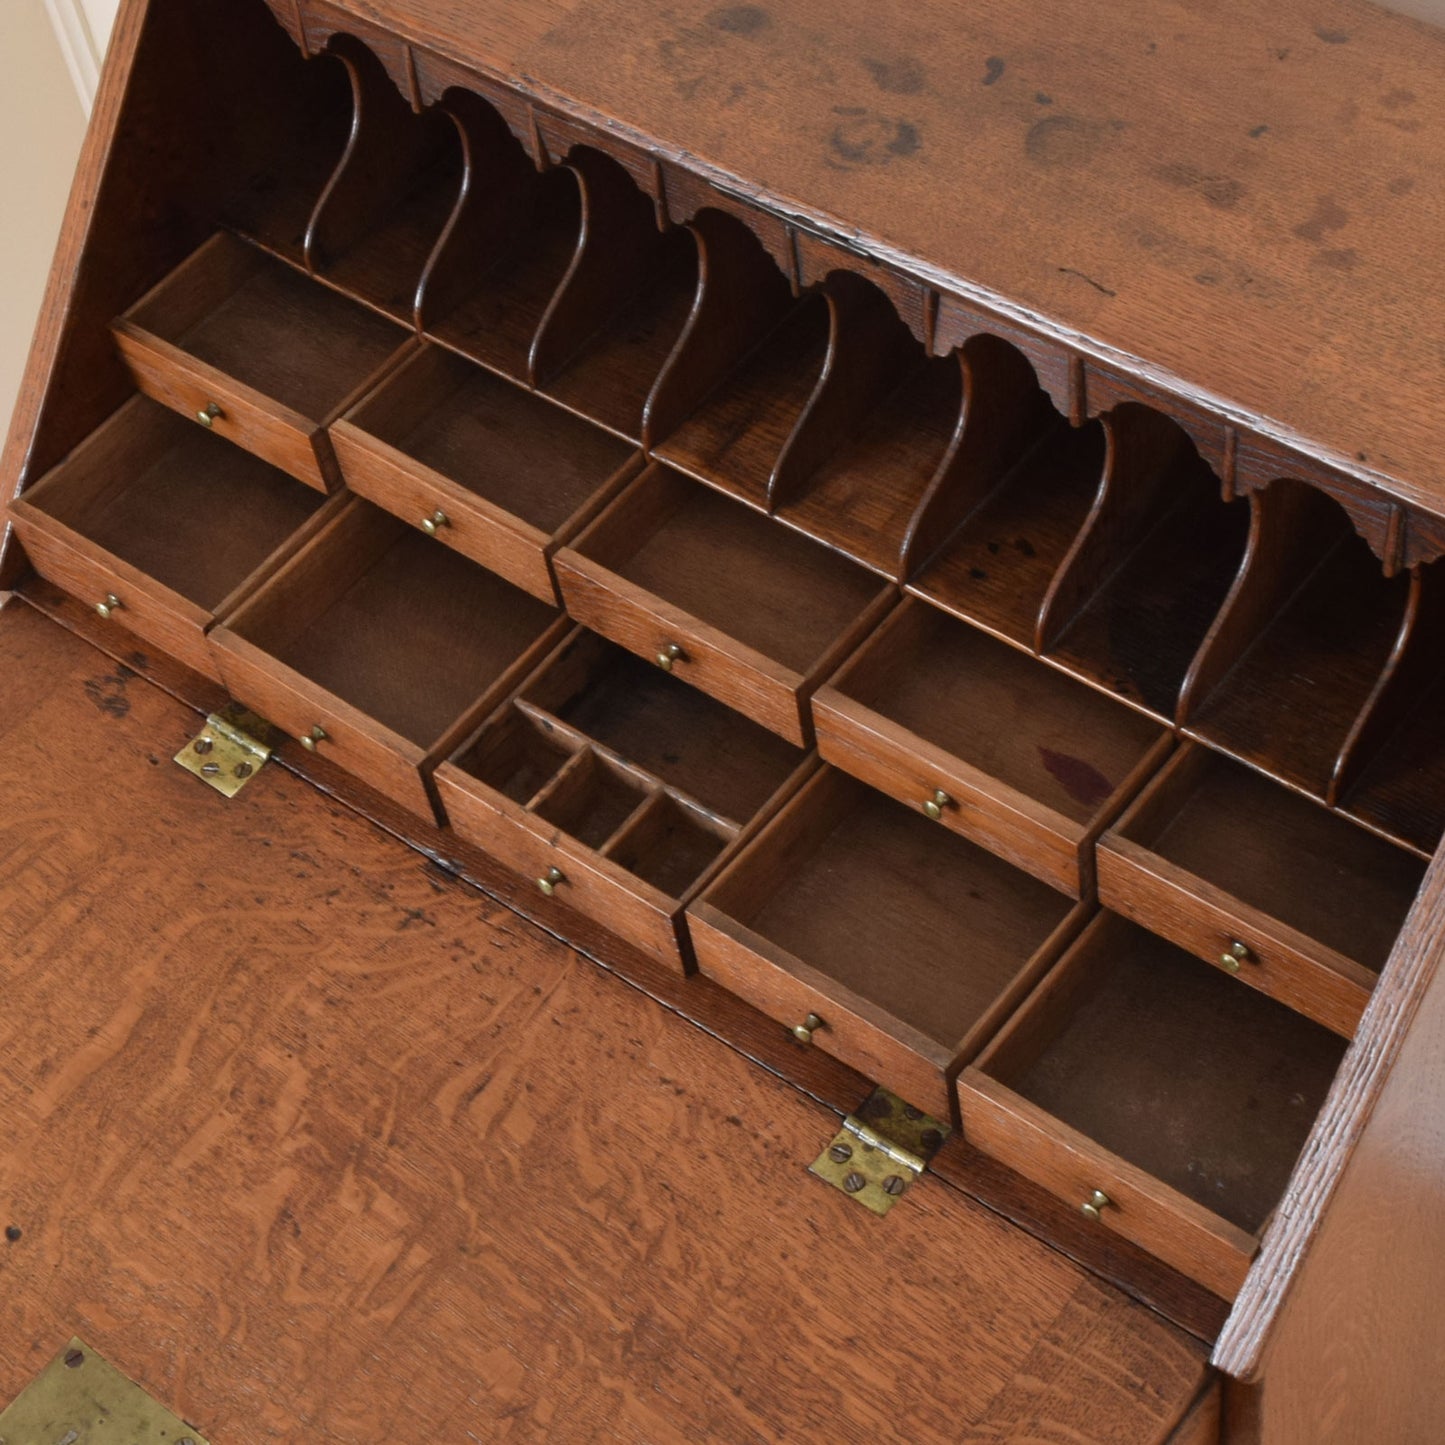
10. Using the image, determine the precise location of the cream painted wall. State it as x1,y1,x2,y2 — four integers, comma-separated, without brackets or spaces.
0,0,87,448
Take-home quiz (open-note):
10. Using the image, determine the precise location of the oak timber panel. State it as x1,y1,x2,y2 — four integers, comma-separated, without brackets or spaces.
0,600,1211,1444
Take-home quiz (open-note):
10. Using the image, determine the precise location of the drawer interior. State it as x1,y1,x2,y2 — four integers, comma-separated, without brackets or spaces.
339,344,636,529
520,633,804,820
18,399,326,610
974,913,1348,1237
123,233,409,423
828,597,1167,826
699,769,1078,1058
1108,744,1424,975
220,501,558,746
447,630,806,896
566,463,888,675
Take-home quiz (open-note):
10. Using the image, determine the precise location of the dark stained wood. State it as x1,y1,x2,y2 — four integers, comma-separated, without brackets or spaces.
0,598,1215,1445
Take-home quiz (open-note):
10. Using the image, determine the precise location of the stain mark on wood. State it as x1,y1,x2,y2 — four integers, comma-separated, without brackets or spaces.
983,56,1006,86
864,56,925,94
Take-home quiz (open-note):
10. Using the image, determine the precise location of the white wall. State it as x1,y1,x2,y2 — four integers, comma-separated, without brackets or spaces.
0,0,87,446
43,0,118,111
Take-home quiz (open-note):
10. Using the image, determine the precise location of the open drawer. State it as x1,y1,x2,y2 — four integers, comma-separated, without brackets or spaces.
958,912,1349,1299
7,397,331,680
112,232,411,491
435,629,812,968
330,344,639,602
1098,743,1424,1036
209,497,564,817
814,597,1171,896
688,767,1087,1119
552,462,894,744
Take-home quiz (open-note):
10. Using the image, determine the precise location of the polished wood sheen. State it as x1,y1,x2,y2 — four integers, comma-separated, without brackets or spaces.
0,600,1211,1444
5,0,1445,1436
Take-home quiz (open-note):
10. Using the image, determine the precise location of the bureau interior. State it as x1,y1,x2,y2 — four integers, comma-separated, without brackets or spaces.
447,627,803,843
331,342,637,594
564,463,886,673
1104,743,1424,980
213,499,559,747
967,913,1349,1240
13,399,326,612
693,768,1082,1072
119,231,412,447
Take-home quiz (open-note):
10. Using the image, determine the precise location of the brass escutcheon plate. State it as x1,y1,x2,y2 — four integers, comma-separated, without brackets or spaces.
0,1337,209,1444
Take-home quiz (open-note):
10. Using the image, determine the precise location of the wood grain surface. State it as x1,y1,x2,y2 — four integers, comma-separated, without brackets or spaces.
0,600,1211,1443
314,0,1445,522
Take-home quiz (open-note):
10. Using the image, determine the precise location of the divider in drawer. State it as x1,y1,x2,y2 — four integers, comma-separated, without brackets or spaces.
435,629,812,968
552,462,894,744
1097,743,1422,1036
113,232,411,491
906,335,1105,651
209,496,564,818
7,397,332,680
958,912,1349,1299
330,344,638,601
814,597,1172,896
688,767,1087,1120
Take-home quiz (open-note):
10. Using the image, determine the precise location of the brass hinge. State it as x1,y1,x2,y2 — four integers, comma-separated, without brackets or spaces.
0,1337,210,1444
174,703,274,797
809,1087,950,1215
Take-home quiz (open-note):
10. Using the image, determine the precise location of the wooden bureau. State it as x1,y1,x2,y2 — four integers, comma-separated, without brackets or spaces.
4,0,1444,1438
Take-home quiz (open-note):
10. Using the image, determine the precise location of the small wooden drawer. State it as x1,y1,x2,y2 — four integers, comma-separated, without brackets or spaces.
815,597,1172,896
1097,743,1424,1036
958,912,1349,1299
330,344,639,602
208,497,564,817
8,398,331,680
552,463,895,744
435,629,811,968
112,232,411,491
688,767,1086,1119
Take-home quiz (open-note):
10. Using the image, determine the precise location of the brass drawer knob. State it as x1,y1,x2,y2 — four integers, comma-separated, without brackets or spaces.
196,402,223,428
537,866,565,897
94,593,123,620
791,1011,825,1045
655,642,685,672
299,725,327,752
420,509,449,536
1221,940,1253,973
922,788,952,821
1080,1188,1113,1222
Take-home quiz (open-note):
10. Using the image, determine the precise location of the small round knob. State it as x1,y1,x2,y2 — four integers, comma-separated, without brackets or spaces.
299,725,327,752
655,642,685,672
420,509,449,536
196,402,222,428
922,788,952,822
95,593,123,620
1221,940,1252,974
791,1012,825,1045
1080,1188,1112,1222
537,866,564,897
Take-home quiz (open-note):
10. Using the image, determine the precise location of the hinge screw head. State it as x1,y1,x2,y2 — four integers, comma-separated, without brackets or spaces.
193,737,214,755
827,1142,853,1163
234,761,253,779
882,1175,907,1196
842,1172,866,1193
